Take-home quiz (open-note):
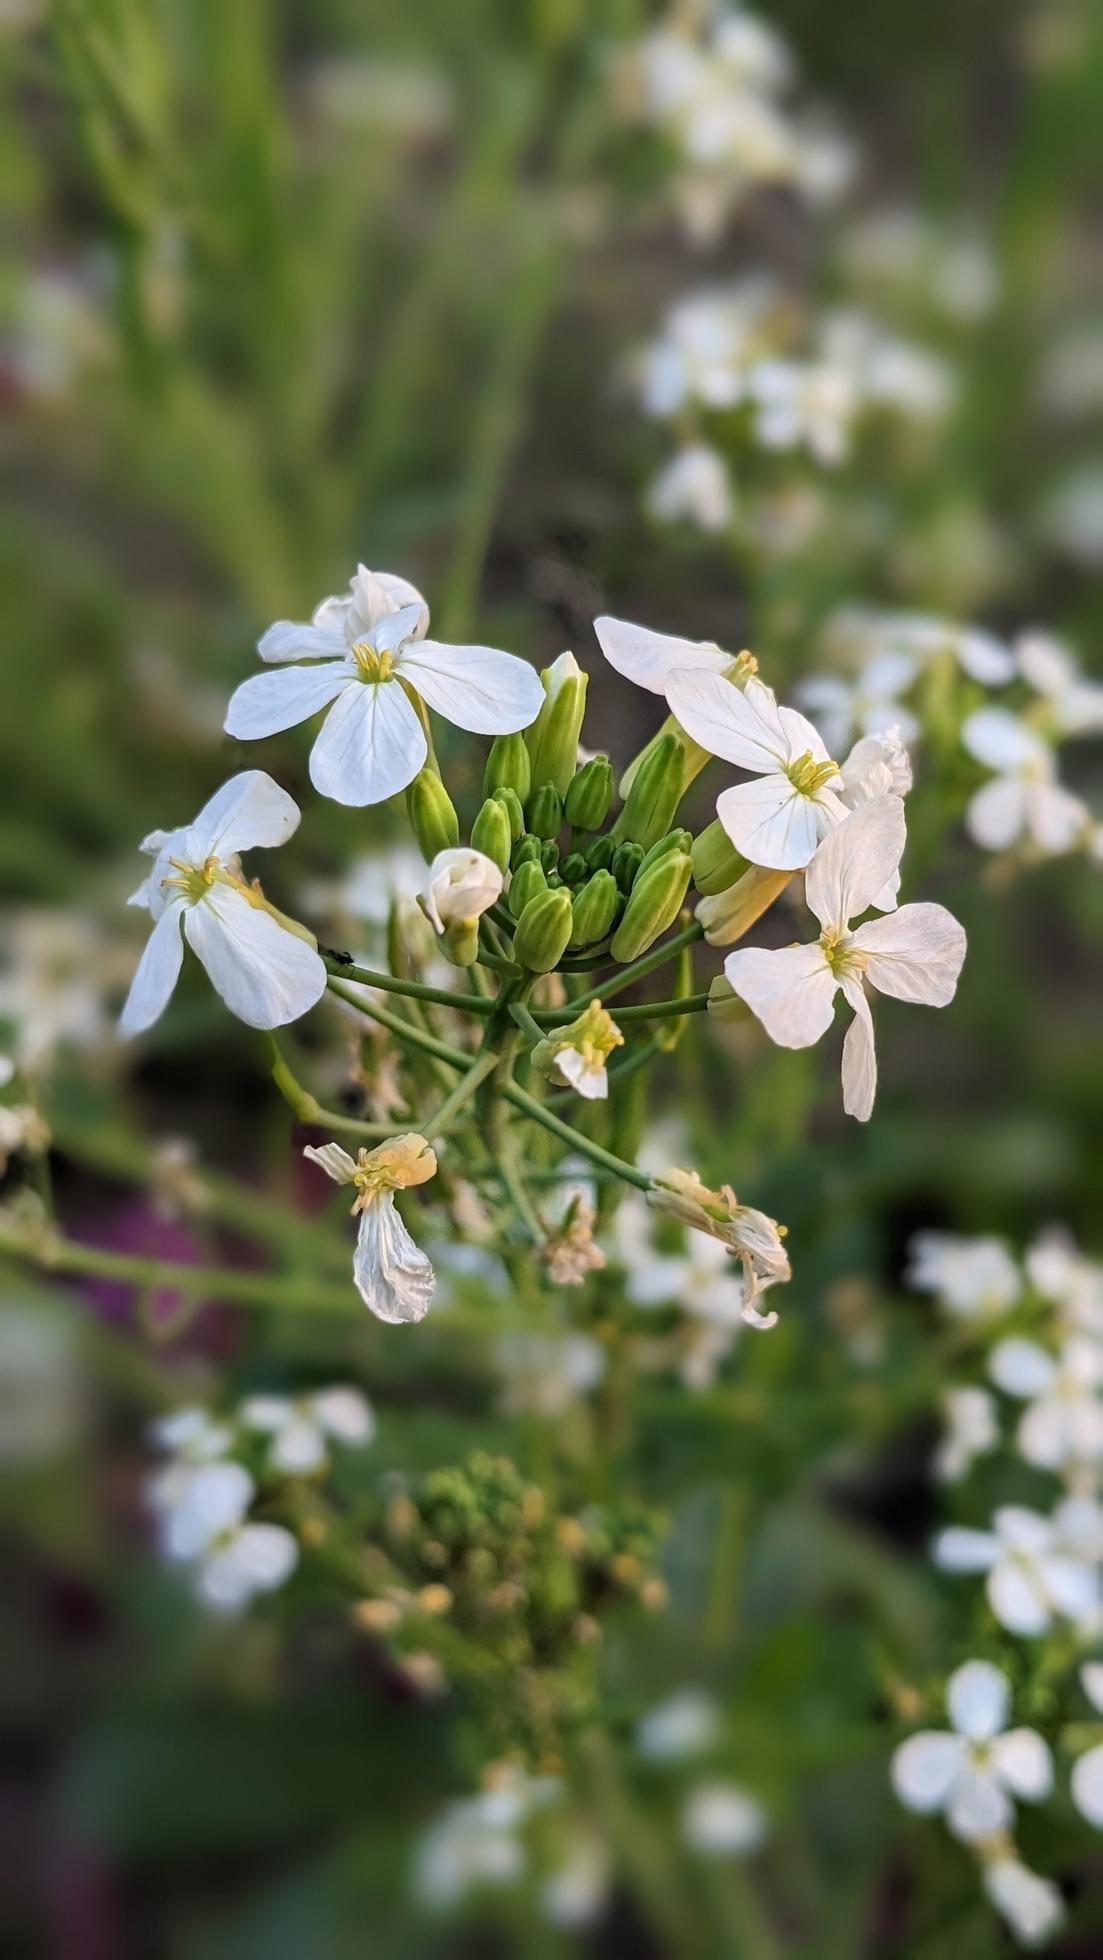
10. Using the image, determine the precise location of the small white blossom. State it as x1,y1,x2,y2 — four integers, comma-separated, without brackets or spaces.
988,1335,1103,1472
682,1780,768,1856
961,707,1088,856
906,1232,1021,1320
647,442,734,531
823,606,1015,688
798,652,920,757
158,1459,298,1613
637,1689,721,1762
892,1660,1052,1842
239,1387,374,1473
747,355,859,465
933,1504,1100,1637
937,1386,1000,1483
1016,631,1103,737
1070,1662,1103,1829
422,848,503,934
304,1134,438,1324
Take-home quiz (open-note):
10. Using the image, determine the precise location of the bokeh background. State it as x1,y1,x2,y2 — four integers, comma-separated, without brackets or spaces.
2,2,1102,1954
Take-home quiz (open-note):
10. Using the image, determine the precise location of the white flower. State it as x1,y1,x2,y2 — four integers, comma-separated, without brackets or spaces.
239,1387,374,1473
891,1660,1052,1842
937,1386,1000,1482
646,442,734,531
646,1168,790,1326
540,1839,609,1929
224,563,543,807
422,848,503,933
665,669,848,870
120,772,327,1037
159,1459,298,1613
1025,1230,1103,1338
907,1232,1021,1319
798,652,920,756
496,1331,606,1419
682,1780,767,1856
1017,631,1103,737
531,1001,624,1102
413,1767,558,1909
747,355,860,464
304,1134,438,1324
637,1689,721,1762
636,280,780,419
961,708,1088,856
982,1858,1065,1948
1071,1662,1103,1829
724,798,966,1120
825,606,1015,687
988,1335,1103,1472
933,1504,1100,1636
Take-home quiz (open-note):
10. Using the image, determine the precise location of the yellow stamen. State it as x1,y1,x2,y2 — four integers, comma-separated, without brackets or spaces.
350,642,394,683
787,750,839,795
162,855,220,902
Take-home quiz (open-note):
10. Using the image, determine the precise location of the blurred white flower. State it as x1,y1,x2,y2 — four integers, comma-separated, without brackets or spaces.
982,1857,1065,1948
647,443,734,531
1016,630,1103,736
0,909,117,1070
303,1135,437,1325
1025,1231,1103,1338
906,1232,1020,1320
1040,463,1103,571
159,1459,298,1613
1070,1662,1103,1829
961,708,1088,857
637,1689,721,1762
823,607,1015,687
240,1387,375,1473
413,1767,559,1910
682,1780,767,1855
540,1838,610,1928
747,355,859,465
988,1336,1103,1472
937,1386,1000,1483
635,280,780,419
797,652,920,756
496,1332,606,1419
933,1504,1100,1636
892,1660,1051,1842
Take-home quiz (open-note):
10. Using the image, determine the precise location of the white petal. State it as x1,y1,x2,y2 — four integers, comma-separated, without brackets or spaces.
994,1506,1053,1554
990,1729,1052,1801
311,1387,374,1444
187,771,304,859
665,670,793,772
270,1416,326,1473
1028,781,1087,854
200,1523,297,1609
184,887,327,1030
891,1732,966,1812
119,903,185,1037
776,702,835,763
987,1560,1050,1636
932,1526,998,1572
342,565,427,637
849,903,966,1005
716,775,840,870
239,1395,292,1433
223,662,350,741
353,1193,436,1325
165,1461,254,1559
1082,1663,1103,1715
308,680,426,806
805,796,906,929
966,777,1028,850
1071,1743,1103,1827
303,1142,359,1184
983,1859,1065,1945
961,707,1046,773
839,976,877,1121
956,629,1015,684
258,619,348,663
947,1660,1009,1741
592,615,730,694
988,1338,1055,1399
396,640,544,734
370,601,430,655
946,1763,1011,1841
1038,1554,1099,1625
557,1047,608,1100
724,943,838,1048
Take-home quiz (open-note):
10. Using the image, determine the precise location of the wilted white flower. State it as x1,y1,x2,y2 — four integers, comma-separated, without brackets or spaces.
647,442,734,531
933,1504,1100,1637
937,1386,1000,1483
906,1232,1021,1320
682,1780,768,1855
961,708,1088,856
239,1387,374,1472
225,564,542,807
158,1459,298,1613
982,1857,1065,1947
988,1335,1103,1472
304,1135,438,1324
891,1660,1051,1841
647,1168,789,1326
120,772,327,1036
637,1689,721,1762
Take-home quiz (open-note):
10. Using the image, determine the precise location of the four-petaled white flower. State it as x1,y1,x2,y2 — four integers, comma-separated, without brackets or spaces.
664,668,848,869
120,772,328,1037
933,1504,1100,1637
159,1459,298,1613
304,1134,438,1324
224,563,544,807
422,848,503,934
988,1335,1103,1472
724,797,966,1120
891,1659,1052,1842
906,1231,1021,1320
240,1386,375,1473
961,707,1088,856
646,443,734,531
798,653,920,757
1071,1662,1103,1830
1017,630,1103,736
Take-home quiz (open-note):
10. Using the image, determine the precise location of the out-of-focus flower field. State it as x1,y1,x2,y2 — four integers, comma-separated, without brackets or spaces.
2,2,1102,1953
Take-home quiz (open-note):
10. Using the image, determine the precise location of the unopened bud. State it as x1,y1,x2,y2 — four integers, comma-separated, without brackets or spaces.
513,886,574,973
526,782,563,840
484,731,531,804
609,850,692,962
470,795,512,872
569,868,621,948
692,817,747,896
585,833,616,873
525,651,588,797
612,840,645,894
611,730,684,850
560,851,588,887
564,754,614,832
638,827,692,877
539,838,560,876
512,833,541,870
696,866,792,946
508,857,547,919
406,767,459,863
493,785,525,843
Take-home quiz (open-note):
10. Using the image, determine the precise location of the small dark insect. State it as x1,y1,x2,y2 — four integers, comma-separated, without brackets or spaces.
320,946,354,966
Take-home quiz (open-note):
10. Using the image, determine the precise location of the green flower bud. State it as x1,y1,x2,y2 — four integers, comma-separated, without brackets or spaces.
508,857,547,919
441,920,479,967
484,732,531,804
691,818,747,897
612,840,645,894
585,833,616,873
609,849,692,962
569,869,620,948
560,851,589,887
564,754,614,832
512,833,542,870
638,827,693,878
545,871,565,888
524,652,588,797
513,887,574,974
539,839,560,875
526,782,563,840
405,768,459,863
470,796,512,873
493,786,525,844
610,731,684,851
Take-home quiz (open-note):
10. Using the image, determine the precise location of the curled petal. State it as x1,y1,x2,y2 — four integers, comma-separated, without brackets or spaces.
839,976,877,1121
303,1141,359,1185
353,1192,436,1325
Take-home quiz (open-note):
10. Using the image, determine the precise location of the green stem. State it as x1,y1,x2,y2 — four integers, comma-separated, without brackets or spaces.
529,921,705,1022
322,957,490,1014
508,1000,546,1047
604,993,709,1023
422,1049,500,1138
268,1037,410,1139
0,1229,365,1316
326,978,471,1069
501,1081,651,1192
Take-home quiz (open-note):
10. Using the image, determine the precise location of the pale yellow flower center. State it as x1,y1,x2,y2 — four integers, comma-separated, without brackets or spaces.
350,642,395,683
163,854,221,902
820,926,868,978
787,749,839,795
349,1133,437,1213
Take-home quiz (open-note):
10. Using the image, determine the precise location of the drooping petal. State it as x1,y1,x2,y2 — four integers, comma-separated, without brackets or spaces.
891,1732,966,1812
308,679,426,806
1071,1743,1103,1828
223,662,350,741
947,1659,1009,1742
257,619,348,664
353,1192,436,1324
839,975,877,1121
396,639,544,734
119,903,186,1037
184,886,327,1029
946,1763,1011,1841
716,775,838,870
966,776,1028,850
187,770,304,860
849,903,966,1006
311,1387,374,1444
666,670,793,772
990,1730,1053,1801
723,942,838,1048
592,615,731,695
805,796,906,930
164,1460,254,1560
961,707,1047,773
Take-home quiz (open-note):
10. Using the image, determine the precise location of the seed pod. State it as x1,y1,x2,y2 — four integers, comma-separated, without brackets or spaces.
564,754,614,832
539,838,560,876
484,732,531,804
512,833,542,870
610,730,684,851
691,817,746,897
470,796,512,873
526,782,563,841
493,785,525,844
638,827,692,878
560,851,589,887
654,936,694,1052
525,652,588,797
609,849,692,962
612,840,645,894
508,858,548,919
405,768,460,863
569,869,620,948
585,833,616,873
513,887,574,974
